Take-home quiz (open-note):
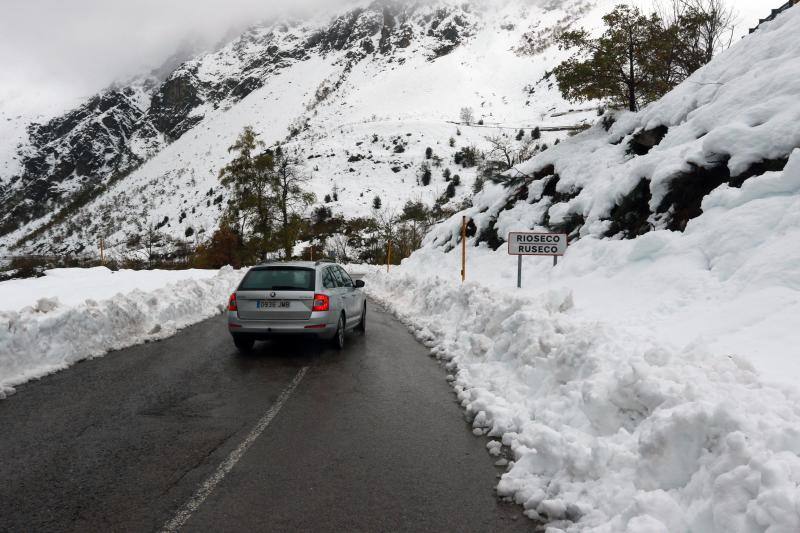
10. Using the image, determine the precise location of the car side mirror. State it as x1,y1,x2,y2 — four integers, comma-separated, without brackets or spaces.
355,280,365,288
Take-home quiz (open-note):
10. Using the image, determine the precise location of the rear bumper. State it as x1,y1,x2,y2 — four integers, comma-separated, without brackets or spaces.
227,311,337,339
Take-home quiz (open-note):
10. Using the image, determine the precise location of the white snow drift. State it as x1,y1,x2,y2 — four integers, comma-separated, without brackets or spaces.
0,266,243,398
366,8,800,533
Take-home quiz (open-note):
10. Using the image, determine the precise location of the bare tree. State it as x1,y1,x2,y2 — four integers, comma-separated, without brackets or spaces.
655,0,736,70
130,222,164,268
325,234,350,263
685,0,736,63
270,146,316,259
485,135,519,170
460,107,475,125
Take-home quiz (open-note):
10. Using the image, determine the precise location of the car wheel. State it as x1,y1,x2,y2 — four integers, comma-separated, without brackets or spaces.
332,314,346,350
233,334,254,353
356,303,366,333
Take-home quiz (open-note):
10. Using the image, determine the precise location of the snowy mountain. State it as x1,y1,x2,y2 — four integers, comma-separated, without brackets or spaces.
0,0,615,256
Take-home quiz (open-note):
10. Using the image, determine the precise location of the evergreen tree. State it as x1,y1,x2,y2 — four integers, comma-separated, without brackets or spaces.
532,127,541,140
218,126,275,253
373,195,382,210
553,3,730,112
425,147,433,159
554,5,663,112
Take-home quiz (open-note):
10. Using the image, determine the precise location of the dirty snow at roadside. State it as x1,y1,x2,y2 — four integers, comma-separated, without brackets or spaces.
0,266,243,398
365,9,800,533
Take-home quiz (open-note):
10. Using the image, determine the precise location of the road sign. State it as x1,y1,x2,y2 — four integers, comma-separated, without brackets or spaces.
507,232,567,256
508,232,568,288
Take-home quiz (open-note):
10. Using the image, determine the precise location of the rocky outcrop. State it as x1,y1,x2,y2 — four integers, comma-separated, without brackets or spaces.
0,89,148,237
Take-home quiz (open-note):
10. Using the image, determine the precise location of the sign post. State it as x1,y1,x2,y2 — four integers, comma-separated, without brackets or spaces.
507,232,568,288
461,216,467,283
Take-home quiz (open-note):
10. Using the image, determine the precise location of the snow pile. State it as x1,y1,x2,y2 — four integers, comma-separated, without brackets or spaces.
366,262,800,532
364,8,800,532
0,266,243,398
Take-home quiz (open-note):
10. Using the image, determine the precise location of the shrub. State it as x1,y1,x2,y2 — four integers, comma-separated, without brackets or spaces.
373,196,382,210
454,146,479,168
425,147,433,159
473,176,485,193
420,163,432,186
191,226,245,269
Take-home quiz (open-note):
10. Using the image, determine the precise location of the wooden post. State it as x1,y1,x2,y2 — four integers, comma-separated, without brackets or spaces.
461,216,467,283
387,239,392,273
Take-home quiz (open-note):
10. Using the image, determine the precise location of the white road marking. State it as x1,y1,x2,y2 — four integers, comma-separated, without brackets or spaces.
160,366,309,533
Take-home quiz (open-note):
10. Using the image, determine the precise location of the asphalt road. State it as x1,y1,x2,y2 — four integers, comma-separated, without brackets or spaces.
0,302,534,533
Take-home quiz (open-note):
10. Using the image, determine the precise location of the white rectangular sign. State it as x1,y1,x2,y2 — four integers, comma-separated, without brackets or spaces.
508,232,567,256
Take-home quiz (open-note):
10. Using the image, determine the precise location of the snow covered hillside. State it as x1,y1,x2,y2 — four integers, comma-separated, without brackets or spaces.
366,6,800,533
0,266,244,399
0,0,630,257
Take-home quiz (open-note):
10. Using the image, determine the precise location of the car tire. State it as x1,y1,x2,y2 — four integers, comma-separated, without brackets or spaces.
332,313,346,350
233,334,254,353
356,303,366,333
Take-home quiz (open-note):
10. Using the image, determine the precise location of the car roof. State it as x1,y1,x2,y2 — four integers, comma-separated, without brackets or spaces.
252,260,338,270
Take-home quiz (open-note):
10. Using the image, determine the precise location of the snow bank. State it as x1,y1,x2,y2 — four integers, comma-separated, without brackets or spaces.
0,266,243,398
366,264,800,532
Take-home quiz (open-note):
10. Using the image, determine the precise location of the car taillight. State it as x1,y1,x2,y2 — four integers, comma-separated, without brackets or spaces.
312,293,330,312
228,293,238,312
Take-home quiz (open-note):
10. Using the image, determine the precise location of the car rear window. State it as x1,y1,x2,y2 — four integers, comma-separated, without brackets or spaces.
239,267,315,291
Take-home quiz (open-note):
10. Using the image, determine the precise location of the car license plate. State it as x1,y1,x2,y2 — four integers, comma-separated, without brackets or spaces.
257,300,290,309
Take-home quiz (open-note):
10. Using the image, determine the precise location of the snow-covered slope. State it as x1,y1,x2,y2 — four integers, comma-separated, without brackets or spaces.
367,6,800,533
0,0,613,256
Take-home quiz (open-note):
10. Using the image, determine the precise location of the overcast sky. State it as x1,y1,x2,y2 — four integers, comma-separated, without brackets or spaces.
0,0,344,116
0,0,765,118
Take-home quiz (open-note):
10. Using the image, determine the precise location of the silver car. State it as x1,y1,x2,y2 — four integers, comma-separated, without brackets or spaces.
227,260,366,352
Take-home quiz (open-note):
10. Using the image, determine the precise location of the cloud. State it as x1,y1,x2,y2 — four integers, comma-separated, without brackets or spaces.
0,0,768,117
0,0,349,115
